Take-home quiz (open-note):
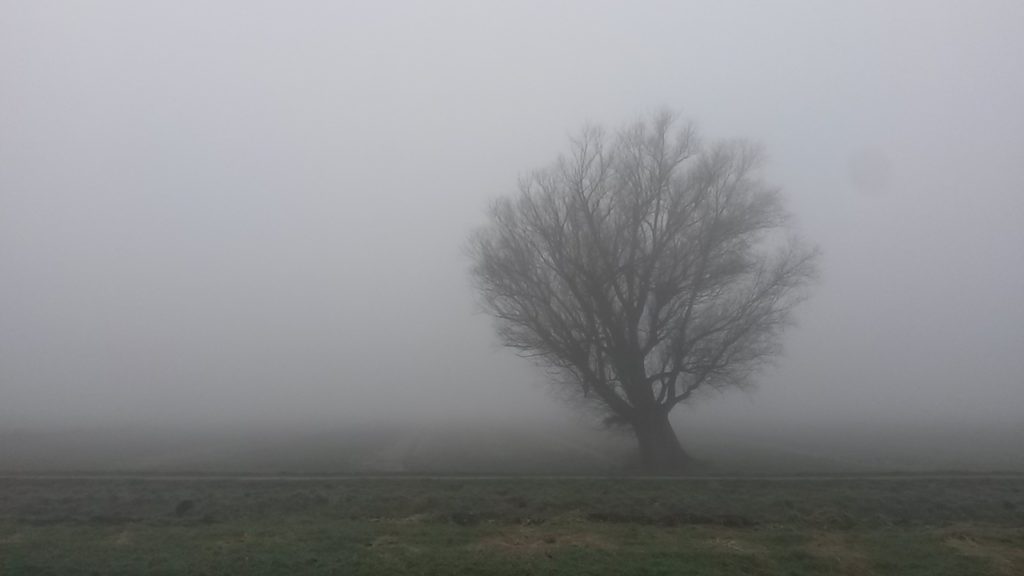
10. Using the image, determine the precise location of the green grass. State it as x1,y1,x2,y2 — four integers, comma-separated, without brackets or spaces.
1,477,1022,574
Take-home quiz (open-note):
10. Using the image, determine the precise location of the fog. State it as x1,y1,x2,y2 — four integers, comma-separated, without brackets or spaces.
2,2,1022,468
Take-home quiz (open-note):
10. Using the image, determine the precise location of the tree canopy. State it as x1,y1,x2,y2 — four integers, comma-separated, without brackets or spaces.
469,112,818,471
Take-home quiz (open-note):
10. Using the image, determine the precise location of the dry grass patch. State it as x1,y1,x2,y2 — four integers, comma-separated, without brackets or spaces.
112,529,134,546
942,526,1024,576
475,528,616,555
807,532,872,575
699,527,768,556
394,513,429,524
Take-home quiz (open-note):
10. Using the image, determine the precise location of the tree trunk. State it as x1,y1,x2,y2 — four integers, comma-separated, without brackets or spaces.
632,409,692,473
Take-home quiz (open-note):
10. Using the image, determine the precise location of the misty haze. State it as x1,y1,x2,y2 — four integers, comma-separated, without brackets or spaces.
1,1,1023,574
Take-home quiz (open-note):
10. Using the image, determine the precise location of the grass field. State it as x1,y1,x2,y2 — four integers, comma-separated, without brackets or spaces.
1,476,1022,575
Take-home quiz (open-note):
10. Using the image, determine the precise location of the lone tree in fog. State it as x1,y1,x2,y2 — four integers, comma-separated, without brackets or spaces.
469,112,818,472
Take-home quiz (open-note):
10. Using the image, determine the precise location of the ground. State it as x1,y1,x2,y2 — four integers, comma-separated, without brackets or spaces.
1,476,1022,575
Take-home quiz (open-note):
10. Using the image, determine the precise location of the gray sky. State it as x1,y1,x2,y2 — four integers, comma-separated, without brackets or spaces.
2,0,1022,431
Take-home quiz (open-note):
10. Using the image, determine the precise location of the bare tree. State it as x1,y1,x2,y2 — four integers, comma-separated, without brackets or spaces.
469,112,818,472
